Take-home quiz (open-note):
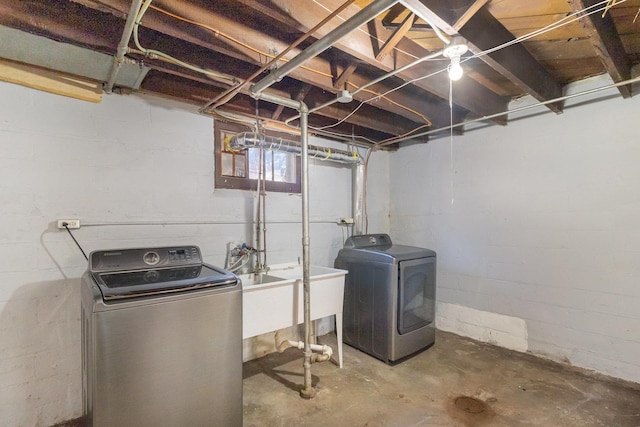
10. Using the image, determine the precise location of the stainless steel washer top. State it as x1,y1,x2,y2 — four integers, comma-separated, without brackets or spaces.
89,246,237,301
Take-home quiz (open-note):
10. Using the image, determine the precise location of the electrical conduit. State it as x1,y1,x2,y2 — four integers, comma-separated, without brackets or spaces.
104,0,144,93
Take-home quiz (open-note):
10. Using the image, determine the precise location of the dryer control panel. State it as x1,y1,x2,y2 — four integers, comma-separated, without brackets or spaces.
344,234,392,249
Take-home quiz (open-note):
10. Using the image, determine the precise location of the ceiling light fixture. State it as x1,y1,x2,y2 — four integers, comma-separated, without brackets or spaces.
443,37,468,81
336,89,353,103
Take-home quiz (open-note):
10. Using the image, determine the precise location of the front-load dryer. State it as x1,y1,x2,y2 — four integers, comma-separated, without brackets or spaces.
335,234,436,363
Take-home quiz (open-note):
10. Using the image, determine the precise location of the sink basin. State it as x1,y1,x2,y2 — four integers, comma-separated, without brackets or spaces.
238,264,347,287
240,273,286,286
241,263,348,368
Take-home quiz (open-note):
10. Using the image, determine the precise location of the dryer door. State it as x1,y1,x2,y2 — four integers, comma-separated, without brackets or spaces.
397,257,436,335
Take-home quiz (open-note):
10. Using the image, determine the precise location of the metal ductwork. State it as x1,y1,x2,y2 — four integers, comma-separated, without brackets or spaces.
227,132,362,165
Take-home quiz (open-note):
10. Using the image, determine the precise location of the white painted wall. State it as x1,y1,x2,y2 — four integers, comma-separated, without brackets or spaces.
389,82,640,383
0,81,382,426
362,152,391,234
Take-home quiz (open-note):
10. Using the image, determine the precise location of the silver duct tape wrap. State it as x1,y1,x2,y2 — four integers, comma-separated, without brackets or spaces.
227,132,362,165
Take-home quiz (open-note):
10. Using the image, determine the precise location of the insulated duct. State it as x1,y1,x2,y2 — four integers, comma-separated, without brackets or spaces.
227,132,362,165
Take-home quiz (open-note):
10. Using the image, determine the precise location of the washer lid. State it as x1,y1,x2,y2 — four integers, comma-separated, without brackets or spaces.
92,263,237,301
88,246,237,301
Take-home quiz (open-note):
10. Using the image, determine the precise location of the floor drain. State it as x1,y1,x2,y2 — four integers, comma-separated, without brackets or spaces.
454,396,486,414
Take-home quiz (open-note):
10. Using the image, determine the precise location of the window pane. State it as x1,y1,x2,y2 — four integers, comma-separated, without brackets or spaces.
215,120,301,193
275,152,296,183
221,152,234,176
234,153,246,177
265,151,273,181
248,148,260,180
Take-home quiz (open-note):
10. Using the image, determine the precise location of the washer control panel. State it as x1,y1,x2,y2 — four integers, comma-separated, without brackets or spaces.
90,246,202,272
167,247,199,263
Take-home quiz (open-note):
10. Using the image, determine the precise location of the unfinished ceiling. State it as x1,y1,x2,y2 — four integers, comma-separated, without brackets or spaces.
0,0,639,147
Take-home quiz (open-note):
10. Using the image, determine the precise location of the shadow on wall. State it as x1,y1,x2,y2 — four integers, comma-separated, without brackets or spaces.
0,277,82,426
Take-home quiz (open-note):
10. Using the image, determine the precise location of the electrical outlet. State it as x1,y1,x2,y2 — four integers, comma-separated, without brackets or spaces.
339,218,354,224
57,219,80,229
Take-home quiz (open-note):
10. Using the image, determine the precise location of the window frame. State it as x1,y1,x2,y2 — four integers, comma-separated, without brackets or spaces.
214,120,301,193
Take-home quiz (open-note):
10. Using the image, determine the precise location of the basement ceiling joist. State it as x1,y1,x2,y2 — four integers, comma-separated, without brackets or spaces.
0,0,637,147
567,0,632,98
263,0,510,121
400,0,565,113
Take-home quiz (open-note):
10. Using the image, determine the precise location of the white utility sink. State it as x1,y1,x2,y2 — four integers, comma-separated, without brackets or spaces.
241,273,288,286
239,263,347,368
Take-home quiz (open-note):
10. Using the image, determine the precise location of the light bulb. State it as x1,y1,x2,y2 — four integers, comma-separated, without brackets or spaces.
448,56,463,81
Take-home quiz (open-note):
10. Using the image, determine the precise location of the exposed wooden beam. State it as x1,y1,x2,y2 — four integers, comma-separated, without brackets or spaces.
376,12,415,61
141,66,417,140
139,1,463,127
459,8,565,112
304,94,431,140
54,0,455,129
264,0,510,123
0,0,472,138
452,0,490,30
381,3,409,26
566,0,632,98
272,83,312,120
0,0,424,140
400,0,564,113
333,61,359,89
271,105,285,121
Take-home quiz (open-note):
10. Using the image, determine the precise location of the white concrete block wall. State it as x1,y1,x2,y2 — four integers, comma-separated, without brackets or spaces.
389,84,640,383
0,81,365,426
363,151,391,234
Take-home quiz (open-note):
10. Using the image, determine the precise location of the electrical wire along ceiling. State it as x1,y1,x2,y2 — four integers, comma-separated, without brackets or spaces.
0,0,638,147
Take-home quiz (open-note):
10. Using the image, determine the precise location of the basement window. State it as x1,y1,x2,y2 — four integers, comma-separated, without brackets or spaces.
214,120,301,193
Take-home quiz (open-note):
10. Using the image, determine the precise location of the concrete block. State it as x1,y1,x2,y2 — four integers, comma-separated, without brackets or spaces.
436,302,528,352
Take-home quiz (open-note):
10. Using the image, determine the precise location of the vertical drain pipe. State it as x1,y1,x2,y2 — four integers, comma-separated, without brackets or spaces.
104,0,143,93
250,91,315,398
298,104,315,399
246,0,400,399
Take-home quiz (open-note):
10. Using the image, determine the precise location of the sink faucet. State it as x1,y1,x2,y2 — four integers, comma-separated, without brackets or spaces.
253,263,270,276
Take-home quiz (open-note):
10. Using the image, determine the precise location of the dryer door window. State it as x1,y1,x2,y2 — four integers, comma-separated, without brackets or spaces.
398,257,436,334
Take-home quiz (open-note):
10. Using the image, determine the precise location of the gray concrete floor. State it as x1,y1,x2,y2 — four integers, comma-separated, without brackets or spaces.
243,330,640,426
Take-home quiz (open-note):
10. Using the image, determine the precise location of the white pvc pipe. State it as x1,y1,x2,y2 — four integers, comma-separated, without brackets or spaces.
275,332,334,362
280,340,333,359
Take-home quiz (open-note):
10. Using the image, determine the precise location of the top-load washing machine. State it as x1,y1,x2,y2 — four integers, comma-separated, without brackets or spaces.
335,234,436,363
81,245,242,426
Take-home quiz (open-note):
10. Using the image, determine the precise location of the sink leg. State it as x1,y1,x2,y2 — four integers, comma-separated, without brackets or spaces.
336,313,343,368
